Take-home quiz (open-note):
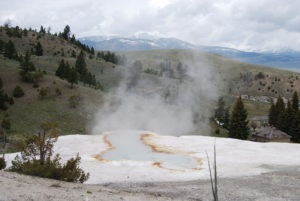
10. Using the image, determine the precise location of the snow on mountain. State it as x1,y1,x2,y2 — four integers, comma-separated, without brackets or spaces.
79,35,300,70
79,36,197,51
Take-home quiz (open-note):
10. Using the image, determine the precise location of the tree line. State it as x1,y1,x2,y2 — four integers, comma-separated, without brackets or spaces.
58,25,94,55
269,92,300,142
56,50,103,89
1,24,94,57
214,96,249,140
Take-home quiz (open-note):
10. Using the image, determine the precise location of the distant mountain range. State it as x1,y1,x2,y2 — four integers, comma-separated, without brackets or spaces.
79,36,300,71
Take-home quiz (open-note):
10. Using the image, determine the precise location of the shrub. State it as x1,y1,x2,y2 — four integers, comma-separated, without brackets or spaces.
33,82,39,88
13,85,24,98
39,88,48,99
55,88,62,96
0,158,6,170
9,123,89,183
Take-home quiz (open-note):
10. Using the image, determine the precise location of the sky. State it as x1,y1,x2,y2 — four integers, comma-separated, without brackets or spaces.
0,0,300,52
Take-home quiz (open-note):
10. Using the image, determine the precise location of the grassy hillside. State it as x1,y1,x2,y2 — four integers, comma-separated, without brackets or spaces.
121,49,300,98
0,26,123,90
0,56,105,151
1,25,299,151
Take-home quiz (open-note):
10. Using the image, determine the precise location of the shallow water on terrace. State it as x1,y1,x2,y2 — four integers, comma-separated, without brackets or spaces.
101,131,200,170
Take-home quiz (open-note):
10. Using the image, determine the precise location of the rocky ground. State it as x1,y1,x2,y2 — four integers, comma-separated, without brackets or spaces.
1,165,300,201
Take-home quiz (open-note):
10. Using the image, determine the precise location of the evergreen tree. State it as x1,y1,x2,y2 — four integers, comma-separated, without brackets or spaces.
277,106,287,132
292,91,299,112
274,96,285,127
285,101,295,134
23,29,28,36
19,52,36,82
55,59,65,79
71,50,76,58
0,78,7,110
223,107,230,129
291,111,300,143
275,96,285,114
91,47,95,55
20,52,36,73
4,40,17,59
39,26,46,34
35,41,43,56
0,40,4,53
75,50,87,75
214,97,225,124
268,99,277,126
228,96,249,140
62,25,71,40
13,85,24,98
70,34,76,43
67,68,78,88
64,62,71,79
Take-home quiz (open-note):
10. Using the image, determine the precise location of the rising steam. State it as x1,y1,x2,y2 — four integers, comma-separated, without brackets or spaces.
91,51,221,136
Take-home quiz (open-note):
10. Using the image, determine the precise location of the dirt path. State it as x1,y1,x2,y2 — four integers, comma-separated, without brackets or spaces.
1,165,300,201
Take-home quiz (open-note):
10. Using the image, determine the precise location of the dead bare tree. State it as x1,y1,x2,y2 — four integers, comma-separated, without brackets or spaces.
206,142,218,201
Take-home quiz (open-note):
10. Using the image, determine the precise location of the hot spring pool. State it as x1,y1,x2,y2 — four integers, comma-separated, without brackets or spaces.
99,131,202,171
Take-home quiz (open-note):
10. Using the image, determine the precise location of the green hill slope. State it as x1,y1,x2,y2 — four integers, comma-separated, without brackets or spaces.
1,25,299,150
121,49,300,98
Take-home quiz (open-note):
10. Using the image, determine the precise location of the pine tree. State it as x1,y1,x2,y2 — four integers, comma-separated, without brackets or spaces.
274,96,285,127
64,62,71,79
268,99,277,126
285,101,295,134
35,41,43,56
223,107,230,129
39,26,46,34
13,85,24,98
0,78,7,110
55,59,65,79
4,40,17,59
292,91,299,112
20,52,36,73
228,96,249,140
291,111,300,143
70,34,76,43
277,105,287,132
71,50,76,58
62,25,71,40
275,96,285,114
67,68,78,88
214,97,225,124
75,50,87,75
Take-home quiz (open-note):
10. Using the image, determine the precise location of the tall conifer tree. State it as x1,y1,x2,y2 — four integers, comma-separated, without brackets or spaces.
75,50,87,75
268,99,277,126
35,42,43,56
228,96,249,140
292,91,299,112
55,59,65,79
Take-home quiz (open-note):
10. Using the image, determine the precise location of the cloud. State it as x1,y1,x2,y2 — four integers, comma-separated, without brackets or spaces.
1,0,300,51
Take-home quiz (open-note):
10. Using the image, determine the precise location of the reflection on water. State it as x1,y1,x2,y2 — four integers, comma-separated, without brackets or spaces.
101,131,200,171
